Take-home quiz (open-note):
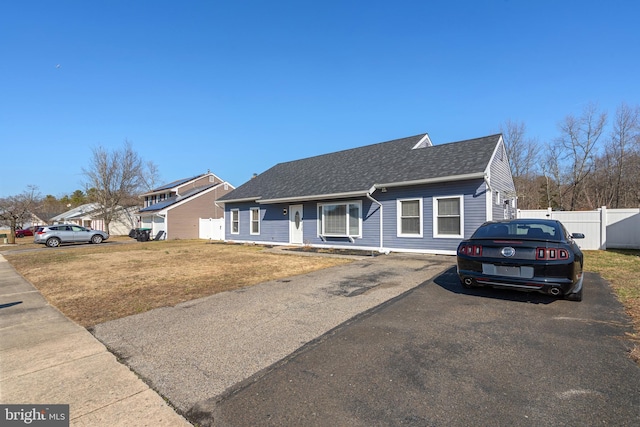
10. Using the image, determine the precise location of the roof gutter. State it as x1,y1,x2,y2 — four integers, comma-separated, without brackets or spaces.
259,190,369,204
216,197,262,205
373,172,485,190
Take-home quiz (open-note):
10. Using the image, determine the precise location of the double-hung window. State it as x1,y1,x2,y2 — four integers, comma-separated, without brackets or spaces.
397,198,423,237
231,209,239,234
317,201,361,237
433,196,463,238
250,208,260,235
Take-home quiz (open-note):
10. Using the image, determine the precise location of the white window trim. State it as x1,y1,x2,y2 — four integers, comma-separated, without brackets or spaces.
317,200,362,238
250,207,260,235
397,198,423,238
230,209,240,235
432,195,464,239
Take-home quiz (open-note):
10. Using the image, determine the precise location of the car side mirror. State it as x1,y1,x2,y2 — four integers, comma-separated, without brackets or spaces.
571,233,585,239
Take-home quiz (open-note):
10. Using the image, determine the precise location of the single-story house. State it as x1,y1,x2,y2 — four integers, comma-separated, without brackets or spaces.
137,172,234,239
49,203,136,235
217,133,516,255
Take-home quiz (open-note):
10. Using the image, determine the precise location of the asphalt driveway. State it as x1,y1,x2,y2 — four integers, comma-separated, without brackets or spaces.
91,252,454,418
91,253,640,426
196,269,640,427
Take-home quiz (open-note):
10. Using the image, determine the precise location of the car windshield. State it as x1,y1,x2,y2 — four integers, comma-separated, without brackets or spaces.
471,221,562,241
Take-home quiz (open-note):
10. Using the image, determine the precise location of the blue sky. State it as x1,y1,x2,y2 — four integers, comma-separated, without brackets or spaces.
1,1,638,197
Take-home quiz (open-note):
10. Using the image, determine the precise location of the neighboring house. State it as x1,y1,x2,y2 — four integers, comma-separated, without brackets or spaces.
49,203,137,235
218,133,516,255
18,212,48,229
137,172,234,240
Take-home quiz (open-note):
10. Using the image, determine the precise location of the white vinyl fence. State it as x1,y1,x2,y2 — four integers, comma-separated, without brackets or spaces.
199,218,224,240
517,207,640,250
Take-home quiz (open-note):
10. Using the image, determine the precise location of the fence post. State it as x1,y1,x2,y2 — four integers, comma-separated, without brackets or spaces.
600,206,607,250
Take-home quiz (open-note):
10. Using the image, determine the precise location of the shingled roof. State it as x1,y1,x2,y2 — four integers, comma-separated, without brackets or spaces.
219,133,502,203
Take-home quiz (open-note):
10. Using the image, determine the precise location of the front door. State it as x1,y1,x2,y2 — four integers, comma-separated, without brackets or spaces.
289,204,303,244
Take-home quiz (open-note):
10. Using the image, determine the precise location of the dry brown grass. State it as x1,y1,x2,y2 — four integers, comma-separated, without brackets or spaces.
4,240,351,327
584,249,640,362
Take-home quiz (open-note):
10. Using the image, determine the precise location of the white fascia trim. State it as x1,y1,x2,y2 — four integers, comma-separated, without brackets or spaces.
139,209,168,217
412,133,433,149
374,172,485,190
162,183,230,211
260,190,369,204
218,197,262,204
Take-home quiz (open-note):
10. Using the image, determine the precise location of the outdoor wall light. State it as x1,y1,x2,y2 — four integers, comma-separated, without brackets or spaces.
283,208,287,216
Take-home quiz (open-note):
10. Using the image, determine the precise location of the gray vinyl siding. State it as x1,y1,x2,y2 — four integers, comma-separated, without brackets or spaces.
303,198,381,248
224,199,381,247
224,179,489,253
225,202,289,243
489,139,517,220
379,180,487,252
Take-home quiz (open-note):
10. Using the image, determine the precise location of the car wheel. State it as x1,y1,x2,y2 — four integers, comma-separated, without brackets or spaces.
565,287,583,302
91,234,103,244
46,237,61,248
16,233,24,238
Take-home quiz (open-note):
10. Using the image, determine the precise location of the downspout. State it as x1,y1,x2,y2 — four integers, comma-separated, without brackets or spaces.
484,174,493,222
366,192,385,253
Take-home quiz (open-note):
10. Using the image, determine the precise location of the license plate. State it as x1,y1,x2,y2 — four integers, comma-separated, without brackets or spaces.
482,264,533,278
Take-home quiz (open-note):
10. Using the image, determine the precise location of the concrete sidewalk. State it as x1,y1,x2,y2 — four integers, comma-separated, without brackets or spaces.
0,255,191,426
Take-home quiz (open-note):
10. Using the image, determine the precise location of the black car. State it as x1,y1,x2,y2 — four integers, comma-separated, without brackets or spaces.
457,219,585,301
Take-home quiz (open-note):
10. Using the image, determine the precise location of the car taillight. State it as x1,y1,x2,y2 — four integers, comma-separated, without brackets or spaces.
459,244,482,256
536,247,569,260
36,231,45,235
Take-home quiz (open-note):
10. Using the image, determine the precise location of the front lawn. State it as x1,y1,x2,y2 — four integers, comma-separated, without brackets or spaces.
3,240,351,327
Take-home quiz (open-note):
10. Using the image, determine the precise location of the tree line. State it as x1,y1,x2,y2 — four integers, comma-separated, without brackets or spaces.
501,102,640,211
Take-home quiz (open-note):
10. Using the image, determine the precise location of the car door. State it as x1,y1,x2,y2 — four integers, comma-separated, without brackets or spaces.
71,225,89,242
55,225,74,243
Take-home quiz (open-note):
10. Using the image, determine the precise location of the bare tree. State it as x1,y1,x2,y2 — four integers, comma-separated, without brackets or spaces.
140,160,162,192
607,103,640,207
541,143,563,209
0,186,41,244
500,119,540,178
500,120,541,209
82,140,144,234
555,103,607,210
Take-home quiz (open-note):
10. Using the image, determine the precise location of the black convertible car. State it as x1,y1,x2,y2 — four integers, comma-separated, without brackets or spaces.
456,219,584,301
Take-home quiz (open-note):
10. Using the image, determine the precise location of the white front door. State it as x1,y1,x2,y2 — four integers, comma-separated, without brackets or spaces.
289,204,303,244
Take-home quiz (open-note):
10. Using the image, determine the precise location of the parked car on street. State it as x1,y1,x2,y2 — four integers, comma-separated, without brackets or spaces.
457,219,585,301
34,224,109,247
15,226,37,238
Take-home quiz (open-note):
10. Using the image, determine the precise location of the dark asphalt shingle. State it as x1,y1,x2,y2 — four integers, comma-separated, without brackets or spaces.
220,133,501,202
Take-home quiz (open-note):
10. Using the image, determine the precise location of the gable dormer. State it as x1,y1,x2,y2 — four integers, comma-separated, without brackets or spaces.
412,134,433,149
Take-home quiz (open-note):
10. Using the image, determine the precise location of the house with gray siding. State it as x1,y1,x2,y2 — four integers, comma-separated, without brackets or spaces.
217,133,516,255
